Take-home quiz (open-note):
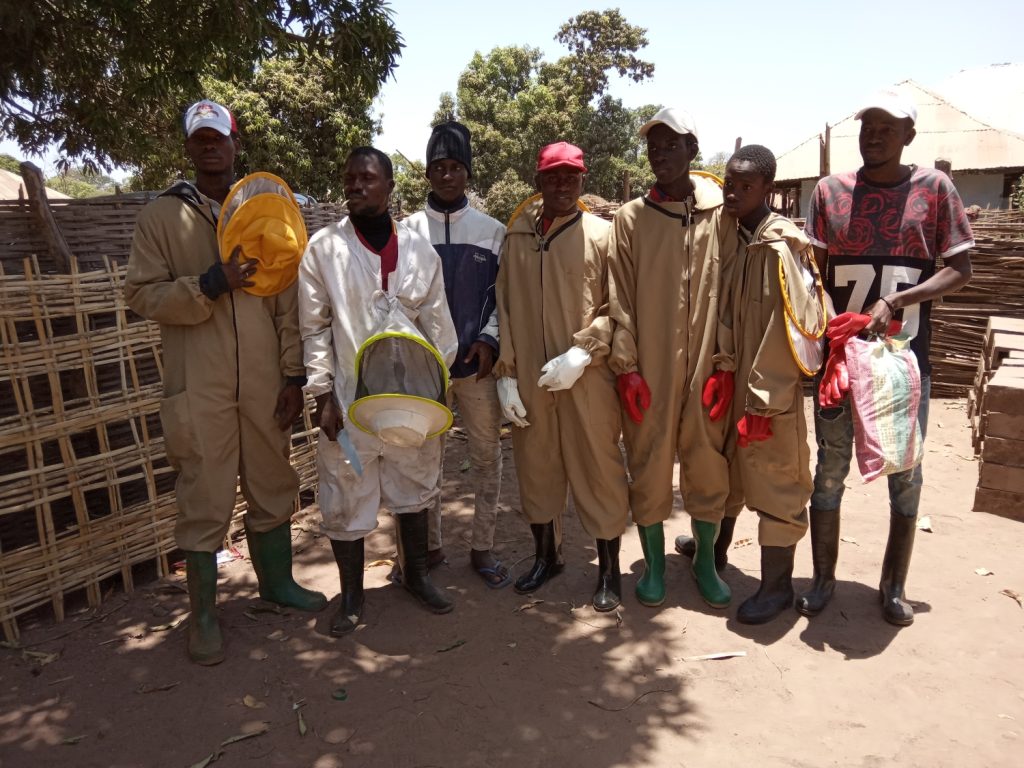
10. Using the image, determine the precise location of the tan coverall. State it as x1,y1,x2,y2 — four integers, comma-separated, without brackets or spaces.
494,200,629,540
720,214,817,546
125,187,303,552
608,177,738,527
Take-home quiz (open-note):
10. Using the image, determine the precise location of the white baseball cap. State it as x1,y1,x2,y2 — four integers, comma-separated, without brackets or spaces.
639,107,699,140
183,99,237,137
855,89,918,125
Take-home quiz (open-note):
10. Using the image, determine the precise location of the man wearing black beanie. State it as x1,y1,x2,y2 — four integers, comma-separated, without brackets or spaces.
405,121,511,589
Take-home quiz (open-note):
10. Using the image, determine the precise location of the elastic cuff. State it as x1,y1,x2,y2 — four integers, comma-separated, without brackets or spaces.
199,262,230,300
477,333,498,352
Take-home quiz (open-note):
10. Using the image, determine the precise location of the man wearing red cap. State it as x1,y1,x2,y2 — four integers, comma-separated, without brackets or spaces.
494,142,630,611
608,107,737,610
126,99,326,666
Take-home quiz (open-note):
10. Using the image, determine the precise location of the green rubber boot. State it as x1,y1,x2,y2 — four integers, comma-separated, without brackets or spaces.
691,519,731,609
185,551,225,666
246,520,328,612
635,523,666,607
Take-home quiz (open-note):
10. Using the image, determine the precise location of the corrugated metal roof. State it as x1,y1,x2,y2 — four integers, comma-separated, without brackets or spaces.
776,79,1024,182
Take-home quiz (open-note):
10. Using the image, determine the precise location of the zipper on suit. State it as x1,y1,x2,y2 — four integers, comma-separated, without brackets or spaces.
229,292,240,401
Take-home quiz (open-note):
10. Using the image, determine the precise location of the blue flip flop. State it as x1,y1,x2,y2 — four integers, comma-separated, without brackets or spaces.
475,560,512,589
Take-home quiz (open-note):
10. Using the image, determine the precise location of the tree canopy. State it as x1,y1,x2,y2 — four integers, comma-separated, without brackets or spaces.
0,1,402,193
432,9,661,218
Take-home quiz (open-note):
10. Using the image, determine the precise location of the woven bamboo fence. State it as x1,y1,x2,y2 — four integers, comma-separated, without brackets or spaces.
0,167,344,641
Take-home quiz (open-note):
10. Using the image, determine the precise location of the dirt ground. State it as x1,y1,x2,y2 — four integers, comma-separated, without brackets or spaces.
1,397,1022,768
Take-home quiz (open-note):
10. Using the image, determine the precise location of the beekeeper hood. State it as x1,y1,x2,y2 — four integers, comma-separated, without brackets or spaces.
217,172,308,296
348,306,453,448
775,230,827,376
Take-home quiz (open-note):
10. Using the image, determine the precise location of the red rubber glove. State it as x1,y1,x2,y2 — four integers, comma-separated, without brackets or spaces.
818,345,850,408
617,372,651,424
701,370,734,422
736,414,773,448
826,312,871,344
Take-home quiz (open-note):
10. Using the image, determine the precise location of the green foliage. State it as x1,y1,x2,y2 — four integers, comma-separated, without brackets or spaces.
438,11,657,202
484,169,536,225
205,56,378,201
391,152,430,216
694,151,729,181
554,9,655,101
45,166,118,198
0,153,20,173
0,1,402,182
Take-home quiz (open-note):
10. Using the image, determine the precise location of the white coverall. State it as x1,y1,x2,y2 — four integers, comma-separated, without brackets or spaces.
298,218,457,541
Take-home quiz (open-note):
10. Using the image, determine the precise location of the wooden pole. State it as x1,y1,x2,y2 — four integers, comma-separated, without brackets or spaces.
734,137,742,152
622,169,631,202
819,123,831,178
20,161,75,273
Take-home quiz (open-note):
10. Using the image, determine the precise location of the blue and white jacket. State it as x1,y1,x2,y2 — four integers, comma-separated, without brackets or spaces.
404,195,504,379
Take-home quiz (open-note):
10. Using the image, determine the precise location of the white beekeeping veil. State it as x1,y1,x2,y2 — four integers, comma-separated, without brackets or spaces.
348,305,452,448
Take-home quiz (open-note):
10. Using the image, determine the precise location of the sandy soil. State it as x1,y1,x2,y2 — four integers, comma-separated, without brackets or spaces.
1,397,1022,768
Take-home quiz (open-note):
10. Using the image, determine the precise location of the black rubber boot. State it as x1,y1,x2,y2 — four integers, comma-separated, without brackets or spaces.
879,512,917,626
245,520,328,612
329,538,365,636
514,522,563,594
737,545,796,624
673,516,736,572
592,537,622,612
397,510,454,614
796,507,840,617
184,551,224,666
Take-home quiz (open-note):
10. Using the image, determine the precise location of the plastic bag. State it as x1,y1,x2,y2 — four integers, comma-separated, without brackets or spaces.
844,335,923,482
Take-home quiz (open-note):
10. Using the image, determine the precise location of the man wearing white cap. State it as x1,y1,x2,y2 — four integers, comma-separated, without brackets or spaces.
798,89,974,626
126,99,326,666
608,107,737,610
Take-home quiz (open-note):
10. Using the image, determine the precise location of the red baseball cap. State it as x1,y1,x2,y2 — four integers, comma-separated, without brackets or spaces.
536,142,587,173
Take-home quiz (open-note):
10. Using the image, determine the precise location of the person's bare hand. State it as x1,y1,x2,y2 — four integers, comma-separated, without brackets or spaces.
464,341,495,380
274,384,304,431
223,245,258,290
315,393,343,441
864,297,894,335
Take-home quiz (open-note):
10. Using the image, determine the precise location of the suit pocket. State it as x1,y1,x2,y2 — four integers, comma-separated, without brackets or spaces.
160,391,199,469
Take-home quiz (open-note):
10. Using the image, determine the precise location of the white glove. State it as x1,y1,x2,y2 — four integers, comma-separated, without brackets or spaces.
496,377,530,428
537,346,592,391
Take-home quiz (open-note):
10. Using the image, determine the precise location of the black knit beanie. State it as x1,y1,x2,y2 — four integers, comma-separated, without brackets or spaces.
425,121,473,178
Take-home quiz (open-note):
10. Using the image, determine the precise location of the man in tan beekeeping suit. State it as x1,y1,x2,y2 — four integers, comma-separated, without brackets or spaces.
494,141,630,612
608,107,737,610
125,100,325,666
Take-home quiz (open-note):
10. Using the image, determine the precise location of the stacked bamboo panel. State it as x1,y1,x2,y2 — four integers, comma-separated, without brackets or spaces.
0,190,344,641
970,316,1024,521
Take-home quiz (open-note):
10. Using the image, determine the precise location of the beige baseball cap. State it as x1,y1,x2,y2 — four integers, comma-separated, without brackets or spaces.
639,107,699,140
855,89,918,124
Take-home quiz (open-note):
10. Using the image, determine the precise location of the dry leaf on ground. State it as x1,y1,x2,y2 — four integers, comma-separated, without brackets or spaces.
999,589,1022,607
